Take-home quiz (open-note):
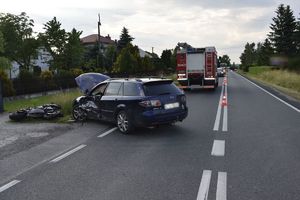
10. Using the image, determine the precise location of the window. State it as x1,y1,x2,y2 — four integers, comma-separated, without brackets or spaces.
124,82,141,96
143,82,181,96
91,83,107,96
104,82,122,96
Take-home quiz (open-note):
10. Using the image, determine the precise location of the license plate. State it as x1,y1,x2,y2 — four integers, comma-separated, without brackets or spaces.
164,102,179,109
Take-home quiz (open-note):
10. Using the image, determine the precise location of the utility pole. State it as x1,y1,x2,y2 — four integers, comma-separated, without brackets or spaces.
98,13,101,51
97,13,102,68
152,47,154,54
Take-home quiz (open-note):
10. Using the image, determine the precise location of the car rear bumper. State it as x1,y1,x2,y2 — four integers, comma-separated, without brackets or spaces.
134,107,188,127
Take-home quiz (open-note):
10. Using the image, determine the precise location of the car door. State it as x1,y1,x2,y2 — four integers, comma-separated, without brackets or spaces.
100,82,123,121
89,82,108,119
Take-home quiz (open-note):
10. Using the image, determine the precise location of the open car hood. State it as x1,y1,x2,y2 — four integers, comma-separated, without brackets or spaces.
75,73,110,94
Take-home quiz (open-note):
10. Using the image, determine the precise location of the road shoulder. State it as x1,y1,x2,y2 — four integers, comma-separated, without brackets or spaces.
236,72,300,111
0,122,109,186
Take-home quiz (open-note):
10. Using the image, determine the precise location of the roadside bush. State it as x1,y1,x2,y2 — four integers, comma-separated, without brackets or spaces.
0,70,15,96
287,57,300,71
40,70,53,81
70,68,84,77
40,70,55,90
53,70,76,89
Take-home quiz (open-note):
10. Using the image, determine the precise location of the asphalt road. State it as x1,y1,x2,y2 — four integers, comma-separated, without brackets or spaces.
0,71,299,200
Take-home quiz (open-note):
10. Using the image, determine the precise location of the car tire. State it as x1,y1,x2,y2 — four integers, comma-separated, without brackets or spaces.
9,110,27,121
72,104,86,121
116,110,133,134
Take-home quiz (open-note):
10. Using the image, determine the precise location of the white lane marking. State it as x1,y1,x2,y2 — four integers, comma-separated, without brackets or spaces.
238,73,300,113
222,106,228,132
97,127,118,138
216,172,227,200
196,170,212,200
211,140,225,156
213,84,224,131
222,85,228,132
50,144,86,163
0,180,21,193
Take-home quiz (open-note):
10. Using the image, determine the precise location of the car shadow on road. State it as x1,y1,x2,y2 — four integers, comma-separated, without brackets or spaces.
184,88,221,95
127,124,190,140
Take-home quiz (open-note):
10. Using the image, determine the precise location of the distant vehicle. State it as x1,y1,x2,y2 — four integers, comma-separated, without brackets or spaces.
217,67,226,77
220,63,227,68
176,43,219,89
72,77,188,134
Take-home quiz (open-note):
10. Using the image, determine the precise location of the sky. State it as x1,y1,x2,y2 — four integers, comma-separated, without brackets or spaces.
1,0,300,63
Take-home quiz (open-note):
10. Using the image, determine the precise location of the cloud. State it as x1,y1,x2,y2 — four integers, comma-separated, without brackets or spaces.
161,0,276,9
1,0,300,63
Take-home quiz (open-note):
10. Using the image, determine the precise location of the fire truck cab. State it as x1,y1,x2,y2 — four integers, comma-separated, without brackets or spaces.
176,45,219,89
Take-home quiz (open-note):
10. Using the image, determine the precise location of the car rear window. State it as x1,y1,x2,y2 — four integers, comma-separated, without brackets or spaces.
143,82,182,96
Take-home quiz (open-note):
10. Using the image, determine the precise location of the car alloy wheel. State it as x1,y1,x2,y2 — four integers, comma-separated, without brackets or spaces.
72,104,86,121
117,110,130,133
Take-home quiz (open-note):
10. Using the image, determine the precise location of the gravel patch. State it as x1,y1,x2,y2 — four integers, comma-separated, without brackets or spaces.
0,113,78,159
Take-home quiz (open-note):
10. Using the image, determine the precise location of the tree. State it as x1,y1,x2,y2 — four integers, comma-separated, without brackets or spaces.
39,17,67,71
140,56,154,73
0,31,10,71
113,44,139,74
63,28,84,69
0,12,39,71
117,27,134,51
160,49,172,71
268,4,297,56
256,39,274,66
295,14,300,55
240,42,256,71
218,55,231,66
104,45,117,72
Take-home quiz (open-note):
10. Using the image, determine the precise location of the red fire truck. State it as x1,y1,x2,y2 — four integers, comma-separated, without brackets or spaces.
176,44,219,89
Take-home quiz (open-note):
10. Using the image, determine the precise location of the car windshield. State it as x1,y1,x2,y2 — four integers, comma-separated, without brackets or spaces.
143,82,182,96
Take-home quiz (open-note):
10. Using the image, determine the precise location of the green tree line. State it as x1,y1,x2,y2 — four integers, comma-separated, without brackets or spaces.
0,12,183,96
240,4,300,72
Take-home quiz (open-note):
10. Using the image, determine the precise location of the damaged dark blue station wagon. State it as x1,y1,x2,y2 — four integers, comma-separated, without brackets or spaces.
72,78,188,133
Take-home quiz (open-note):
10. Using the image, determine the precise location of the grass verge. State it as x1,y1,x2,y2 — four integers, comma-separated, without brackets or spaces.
239,66,300,101
4,89,82,122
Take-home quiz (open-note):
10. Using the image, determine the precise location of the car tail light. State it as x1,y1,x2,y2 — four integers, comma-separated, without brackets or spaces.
139,100,162,108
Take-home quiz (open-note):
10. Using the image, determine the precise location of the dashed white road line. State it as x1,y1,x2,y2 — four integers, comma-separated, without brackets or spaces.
216,172,227,200
0,180,21,193
211,140,225,156
213,84,225,131
196,170,212,200
238,73,300,113
50,144,86,163
97,127,118,138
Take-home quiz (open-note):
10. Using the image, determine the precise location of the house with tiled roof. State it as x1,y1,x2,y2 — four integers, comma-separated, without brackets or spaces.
80,34,116,50
81,33,152,58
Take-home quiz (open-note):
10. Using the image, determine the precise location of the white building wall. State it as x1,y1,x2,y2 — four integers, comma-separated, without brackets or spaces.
6,48,52,79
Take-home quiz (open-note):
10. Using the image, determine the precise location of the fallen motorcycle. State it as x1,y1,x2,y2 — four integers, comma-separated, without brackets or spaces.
9,104,63,121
